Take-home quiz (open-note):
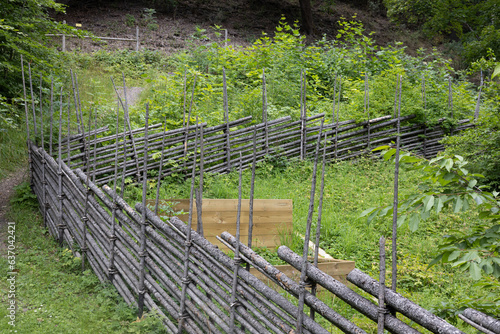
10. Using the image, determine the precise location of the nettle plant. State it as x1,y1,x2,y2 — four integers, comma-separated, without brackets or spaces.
361,146,500,281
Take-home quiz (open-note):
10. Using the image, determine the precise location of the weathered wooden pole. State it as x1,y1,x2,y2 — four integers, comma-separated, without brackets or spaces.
278,246,421,334
196,117,205,236
177,122,199,333
154,119,168,216
137,103,150,318
223,68,231,172
334,77,342,160
49,76,54,156
310,132,327,320
246,127,257,267
229,153,244,333
462,308,500,334
392,75,402,292
297,119,324,333
20,56,33,186
347,268,466,334
28,63,38,140
377,236,387,333
81,109,93,272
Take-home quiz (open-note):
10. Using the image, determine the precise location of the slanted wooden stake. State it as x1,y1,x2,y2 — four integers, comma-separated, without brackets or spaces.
223,68,231,172
107,106,121,280
474,70,483,120
364,73,371,150
137,103,150,318
334,77,342,160
28,63,38,140
310,132,327,320
177,122,199,333
297,119,324,333
20,56,33,185
377,236,387,333
421,75,427,158
391,75,402,292
229,153,244,332
196,117,205,236
39,78,48,228
154,119,168,216
262,69,269,154
81,109,93,272
246,127,257,272
49,76,54,156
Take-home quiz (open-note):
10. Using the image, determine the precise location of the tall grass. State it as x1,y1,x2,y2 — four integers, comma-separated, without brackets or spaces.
0,125,28,181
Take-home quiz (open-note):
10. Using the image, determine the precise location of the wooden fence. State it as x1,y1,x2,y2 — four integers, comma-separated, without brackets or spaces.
54,112,473,186
30,140,482,333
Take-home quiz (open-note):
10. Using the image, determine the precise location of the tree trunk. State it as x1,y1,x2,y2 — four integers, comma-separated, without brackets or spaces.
299,0,314,35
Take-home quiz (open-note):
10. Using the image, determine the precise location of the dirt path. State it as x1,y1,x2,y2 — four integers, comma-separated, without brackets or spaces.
0,169,28,256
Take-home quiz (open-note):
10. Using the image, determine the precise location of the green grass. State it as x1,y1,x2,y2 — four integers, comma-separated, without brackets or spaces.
0,182,166,333
120,156,492,332
0,126,28,181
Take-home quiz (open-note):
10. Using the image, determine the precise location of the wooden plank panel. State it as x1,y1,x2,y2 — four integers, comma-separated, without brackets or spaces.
170,199,293,212
176,212,292,225
148,199,293,249
249,259,355,285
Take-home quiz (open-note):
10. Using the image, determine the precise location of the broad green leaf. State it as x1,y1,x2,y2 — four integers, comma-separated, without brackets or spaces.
383,148,396,161
367,208,380,223
397,214,407,227
492,64,500,79
409,212,420,232
472,193,484,205
429,156,444,164
428,253,444,268
444,159,453,172
468,179,477,189
359,207,377,217
462,198,470,211
421,209,430,220
448,250,461,261
379,205,393,217
453,196,463,213
436,196,444,213
423,195,434,212
372,145,390,152
469,262,481,280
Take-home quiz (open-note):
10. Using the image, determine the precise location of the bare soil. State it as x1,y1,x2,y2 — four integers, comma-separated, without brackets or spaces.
51,0,431,55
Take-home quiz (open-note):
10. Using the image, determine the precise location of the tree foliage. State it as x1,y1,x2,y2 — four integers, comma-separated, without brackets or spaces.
383,0,500,64
0,0,81,130
361,146,500,282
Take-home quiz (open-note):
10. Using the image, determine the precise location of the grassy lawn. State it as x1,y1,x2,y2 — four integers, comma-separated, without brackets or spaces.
120,155,489,332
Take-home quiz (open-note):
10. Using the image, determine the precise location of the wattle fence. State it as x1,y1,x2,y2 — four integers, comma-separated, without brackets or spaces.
57,112,473,186
23,60,500,333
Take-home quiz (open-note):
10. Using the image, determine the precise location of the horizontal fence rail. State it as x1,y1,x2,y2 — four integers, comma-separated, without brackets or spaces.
52,113,473,186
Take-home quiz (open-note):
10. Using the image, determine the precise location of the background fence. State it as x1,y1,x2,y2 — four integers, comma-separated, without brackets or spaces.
55,111,473,186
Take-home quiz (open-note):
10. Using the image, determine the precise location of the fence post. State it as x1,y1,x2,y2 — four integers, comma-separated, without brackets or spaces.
135,26,139,51
391,75,402,293
224,29,228,47
137,103,150,318
62,20,66,52
20,56,33,187
377,236,387,333
223,68,231,172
